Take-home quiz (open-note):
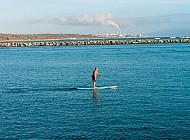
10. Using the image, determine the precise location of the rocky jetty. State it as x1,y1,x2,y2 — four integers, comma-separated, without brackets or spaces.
0,39,190,47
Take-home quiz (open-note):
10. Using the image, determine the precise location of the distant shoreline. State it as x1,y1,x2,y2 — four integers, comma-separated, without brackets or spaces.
2,33,189,43
0,33,98,42
0,33,145,43
1,33,190,47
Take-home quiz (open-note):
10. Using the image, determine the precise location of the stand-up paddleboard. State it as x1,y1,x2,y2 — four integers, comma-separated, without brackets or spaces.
76,86,117,90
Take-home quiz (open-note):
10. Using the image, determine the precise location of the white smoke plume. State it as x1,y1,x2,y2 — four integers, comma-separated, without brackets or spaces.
95,13,120,29
56,13,120,29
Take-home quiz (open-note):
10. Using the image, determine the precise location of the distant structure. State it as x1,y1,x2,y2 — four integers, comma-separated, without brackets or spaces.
95,30,144,38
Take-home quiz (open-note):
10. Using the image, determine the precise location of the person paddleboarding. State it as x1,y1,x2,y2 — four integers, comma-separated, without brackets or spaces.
92,68,101,88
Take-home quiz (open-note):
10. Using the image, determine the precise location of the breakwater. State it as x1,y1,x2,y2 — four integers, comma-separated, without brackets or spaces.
0,39,190,47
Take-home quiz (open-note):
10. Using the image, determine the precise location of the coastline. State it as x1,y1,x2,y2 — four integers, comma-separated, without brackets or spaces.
0,33,97,43
1,33,190,47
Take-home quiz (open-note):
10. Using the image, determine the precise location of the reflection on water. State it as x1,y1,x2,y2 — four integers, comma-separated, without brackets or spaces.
93,89,99,104
92,89,102,116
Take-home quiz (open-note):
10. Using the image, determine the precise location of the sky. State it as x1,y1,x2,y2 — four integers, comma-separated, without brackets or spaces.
0,0,190,36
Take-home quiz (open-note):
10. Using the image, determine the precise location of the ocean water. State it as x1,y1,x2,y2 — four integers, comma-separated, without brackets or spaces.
0,43,190,139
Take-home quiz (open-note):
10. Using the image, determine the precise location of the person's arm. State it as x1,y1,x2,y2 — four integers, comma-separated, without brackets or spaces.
97,72,101,76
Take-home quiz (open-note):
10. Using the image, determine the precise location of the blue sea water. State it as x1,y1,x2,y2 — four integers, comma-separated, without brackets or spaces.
0,43,190,139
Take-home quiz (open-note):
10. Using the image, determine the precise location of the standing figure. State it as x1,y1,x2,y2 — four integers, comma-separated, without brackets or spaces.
92,68,101,88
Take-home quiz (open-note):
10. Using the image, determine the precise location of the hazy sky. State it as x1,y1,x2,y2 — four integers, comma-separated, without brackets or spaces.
0,0,190,35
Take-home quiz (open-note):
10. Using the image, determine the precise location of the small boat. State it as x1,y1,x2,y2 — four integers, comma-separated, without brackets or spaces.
181,36,190,39
154,38,160,40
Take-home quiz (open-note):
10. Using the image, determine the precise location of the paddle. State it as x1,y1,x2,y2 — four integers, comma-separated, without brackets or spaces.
83,75,101,87
83,81,92,87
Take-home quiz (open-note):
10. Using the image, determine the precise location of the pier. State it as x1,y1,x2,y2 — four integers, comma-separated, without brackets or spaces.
0,38,190,47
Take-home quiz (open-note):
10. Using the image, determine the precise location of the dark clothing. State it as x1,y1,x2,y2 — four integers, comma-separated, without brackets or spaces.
92,75,96,82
